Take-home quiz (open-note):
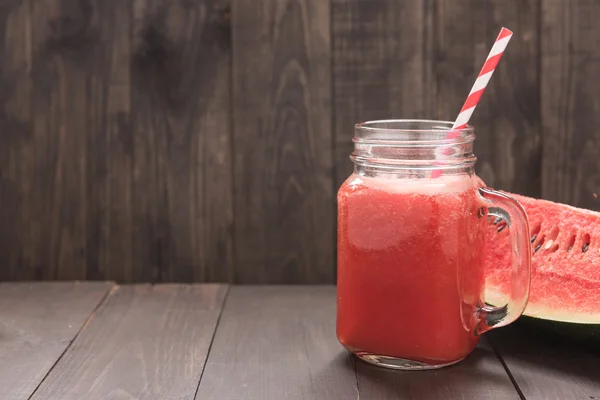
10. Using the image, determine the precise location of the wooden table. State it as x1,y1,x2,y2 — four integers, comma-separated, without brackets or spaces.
1,283,598,400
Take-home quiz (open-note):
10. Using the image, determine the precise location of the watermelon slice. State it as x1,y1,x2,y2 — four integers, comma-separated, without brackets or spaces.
485,193,600,325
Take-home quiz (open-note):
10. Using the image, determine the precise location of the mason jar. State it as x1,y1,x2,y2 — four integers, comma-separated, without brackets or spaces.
336,119,531,370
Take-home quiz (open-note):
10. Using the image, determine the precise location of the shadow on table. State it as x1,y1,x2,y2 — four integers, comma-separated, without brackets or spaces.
511,317,600,352
323,347,519,400
489,321,600,384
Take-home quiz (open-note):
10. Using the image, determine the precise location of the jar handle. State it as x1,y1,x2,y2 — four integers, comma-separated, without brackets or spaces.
476,188,531,334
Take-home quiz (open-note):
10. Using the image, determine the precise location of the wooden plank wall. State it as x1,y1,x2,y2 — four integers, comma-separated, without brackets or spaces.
0,0,597,283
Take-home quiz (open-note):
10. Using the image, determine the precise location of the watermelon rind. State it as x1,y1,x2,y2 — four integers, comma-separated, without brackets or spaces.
485,287,600,324
486,288,600,348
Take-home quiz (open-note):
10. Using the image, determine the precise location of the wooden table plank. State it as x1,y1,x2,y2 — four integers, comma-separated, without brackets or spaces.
0,282,113,400
196,286,521,399
356,338,520,400
196,286,357,400
489,323,600,400
30,284,227,400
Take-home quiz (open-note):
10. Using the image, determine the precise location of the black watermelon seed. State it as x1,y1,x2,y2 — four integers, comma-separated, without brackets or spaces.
534,244,542,253
530,234,537,243
497,224,507,233
582,243,590,253
493,217,503,225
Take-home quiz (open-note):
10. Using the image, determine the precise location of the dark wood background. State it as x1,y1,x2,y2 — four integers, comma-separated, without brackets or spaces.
0,0,598,283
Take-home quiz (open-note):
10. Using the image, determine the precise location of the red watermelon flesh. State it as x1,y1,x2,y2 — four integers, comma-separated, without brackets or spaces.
485,193,600,324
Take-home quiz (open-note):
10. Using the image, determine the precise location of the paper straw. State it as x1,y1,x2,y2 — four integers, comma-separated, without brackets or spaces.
433,27,513,178
448,27,513,138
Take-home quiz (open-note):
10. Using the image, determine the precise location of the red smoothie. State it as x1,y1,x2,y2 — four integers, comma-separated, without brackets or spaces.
337,173,486,364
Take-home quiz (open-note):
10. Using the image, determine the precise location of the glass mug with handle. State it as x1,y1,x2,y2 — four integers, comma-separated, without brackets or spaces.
336,120,531,370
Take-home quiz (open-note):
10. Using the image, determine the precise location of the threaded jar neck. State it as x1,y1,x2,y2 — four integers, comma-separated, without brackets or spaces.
351,119,477,176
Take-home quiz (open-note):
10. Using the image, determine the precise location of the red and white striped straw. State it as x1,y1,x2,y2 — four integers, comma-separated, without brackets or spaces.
432,27,512,177
449,27,513,137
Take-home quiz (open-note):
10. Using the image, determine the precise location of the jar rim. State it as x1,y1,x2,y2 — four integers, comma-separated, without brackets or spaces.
351,119,476,171
355,119,475,144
